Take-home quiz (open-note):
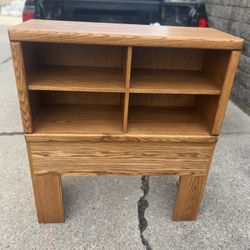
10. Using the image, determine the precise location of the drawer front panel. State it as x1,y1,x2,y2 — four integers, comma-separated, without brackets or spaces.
28,141,215,176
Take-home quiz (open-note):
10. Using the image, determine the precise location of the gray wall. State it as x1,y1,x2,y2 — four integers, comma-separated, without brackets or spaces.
204,0,250,115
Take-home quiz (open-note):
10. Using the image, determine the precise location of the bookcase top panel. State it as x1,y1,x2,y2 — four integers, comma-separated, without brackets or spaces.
9,20,243,50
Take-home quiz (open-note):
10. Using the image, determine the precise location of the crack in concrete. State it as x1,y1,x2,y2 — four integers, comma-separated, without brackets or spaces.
138,176,152,250
0,57,11,65
0,132,23,136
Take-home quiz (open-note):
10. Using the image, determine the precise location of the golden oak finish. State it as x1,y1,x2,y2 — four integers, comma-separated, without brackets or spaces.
28,66,125,93
36,43,124,68
201,50,241,135
31,174,64,223
9,21,242,223
132,47,205,70
124,47,133,89
172,175,207,221
173,144,215,221
28,141,214,176
128,106,210,135
122,93,130,132
122,47,132,132
43,91,121,105
25,134,218,143
10,42,33,133
211,51,241,135
9,20,243,49
130,69,221,94
34,104,122,134
129,93,196,107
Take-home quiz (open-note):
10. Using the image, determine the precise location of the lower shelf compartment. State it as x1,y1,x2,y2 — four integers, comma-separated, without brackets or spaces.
34,104,122,134
33,104,210,136
128,106,210,135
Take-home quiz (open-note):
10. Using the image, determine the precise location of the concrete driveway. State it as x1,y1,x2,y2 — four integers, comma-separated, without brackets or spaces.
0,24,249,250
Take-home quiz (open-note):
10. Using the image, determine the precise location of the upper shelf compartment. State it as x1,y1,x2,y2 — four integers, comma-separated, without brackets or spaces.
28,66,125,93
130,47,222,95
24,43,127,93
130,69,221,95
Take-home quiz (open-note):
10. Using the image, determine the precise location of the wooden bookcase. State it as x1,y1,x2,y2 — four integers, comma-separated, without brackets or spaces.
9,20,243,223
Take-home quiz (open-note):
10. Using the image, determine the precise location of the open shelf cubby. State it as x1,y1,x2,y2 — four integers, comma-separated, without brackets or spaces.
127,93,217,135
24,43,128,93
29,91,218,136
130,47,223,95
22,43,232,136
30,91,124,134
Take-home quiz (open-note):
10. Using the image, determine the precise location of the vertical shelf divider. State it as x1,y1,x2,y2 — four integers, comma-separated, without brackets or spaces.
122,46,132,132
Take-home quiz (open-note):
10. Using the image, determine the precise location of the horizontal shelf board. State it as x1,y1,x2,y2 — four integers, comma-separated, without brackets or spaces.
130,69,221,95
127,106,210,135
28,66,125,93
25,134,218,143
34,104,122,134
9,20,244,49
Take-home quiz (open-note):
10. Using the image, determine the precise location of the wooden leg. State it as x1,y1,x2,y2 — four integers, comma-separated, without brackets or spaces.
172,175,207,221
31,174,65,223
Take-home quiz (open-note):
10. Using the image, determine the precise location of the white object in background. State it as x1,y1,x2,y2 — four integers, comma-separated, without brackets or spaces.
1,0,25,17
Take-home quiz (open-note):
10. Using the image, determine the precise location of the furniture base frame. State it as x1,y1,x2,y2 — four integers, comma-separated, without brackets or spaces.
26,135,216,223
31,173,209,223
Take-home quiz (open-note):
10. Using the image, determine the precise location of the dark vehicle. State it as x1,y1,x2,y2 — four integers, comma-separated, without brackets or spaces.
22,0,208,27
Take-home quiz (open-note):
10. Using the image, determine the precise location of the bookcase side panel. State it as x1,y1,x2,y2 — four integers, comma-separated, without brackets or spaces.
212,50,241,134
203,50,241,135
10,42,33,133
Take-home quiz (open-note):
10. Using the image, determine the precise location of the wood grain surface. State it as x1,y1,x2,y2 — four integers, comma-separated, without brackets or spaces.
172,175,207,221
31,174,64,223
42,92,121,105
128,106,210,135
36,43,124,68
28,66,125,93
130,69,221,94
31,104,212,135
129,93,195,107
25,134,218,143
33,104,123,134
10,42,33,133
9,20,243,222
132,47,204,70
122,47,132,132
28,141,215,176
211,51,241,134
8,20,243,49
172,143,215,221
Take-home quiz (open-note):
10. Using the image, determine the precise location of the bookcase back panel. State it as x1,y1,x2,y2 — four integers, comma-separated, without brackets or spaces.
42,91,122,106
132,48,205,70
130,94,195,107
22,42,38,75
34,43,124,68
